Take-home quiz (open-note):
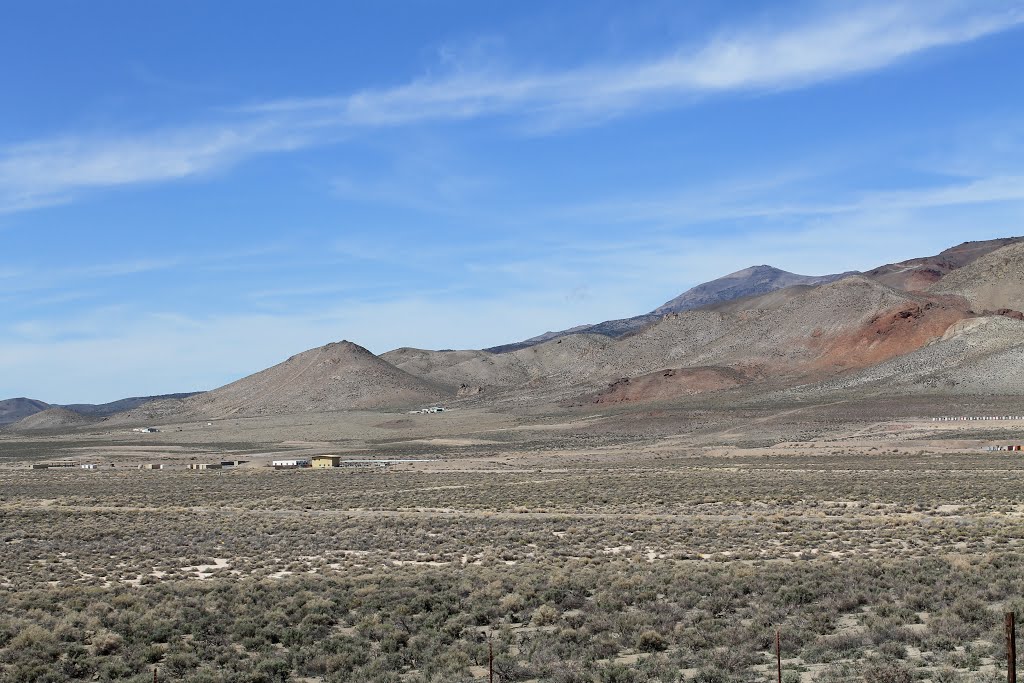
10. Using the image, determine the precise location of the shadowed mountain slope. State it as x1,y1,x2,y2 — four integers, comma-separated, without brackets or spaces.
0,393,205,426
652,265,855,314
0,398,49,426
7,407,93,432
62,393,202,417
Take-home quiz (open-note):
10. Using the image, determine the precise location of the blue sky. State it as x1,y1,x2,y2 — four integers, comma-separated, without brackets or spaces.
2,1,1024,403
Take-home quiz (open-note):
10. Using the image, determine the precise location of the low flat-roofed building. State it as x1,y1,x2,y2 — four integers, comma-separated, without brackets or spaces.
272,458,311,469
312,455,342,468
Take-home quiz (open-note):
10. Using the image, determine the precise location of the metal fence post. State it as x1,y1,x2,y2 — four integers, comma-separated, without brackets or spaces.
1008,612,1017,683
776,630,782,683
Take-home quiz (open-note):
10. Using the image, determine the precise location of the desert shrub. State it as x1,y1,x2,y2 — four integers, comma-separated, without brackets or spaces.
530,604,559,626
693,667,728,683
598,664,639,683
862,660,913,683
878,641,908,660
4,448,1024,681
91,631,123,655
803,632,867,662
636,629,668,652
932,667,964,683
494,654,532,682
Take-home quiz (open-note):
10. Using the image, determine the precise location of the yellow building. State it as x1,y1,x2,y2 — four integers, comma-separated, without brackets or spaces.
311,455,342,468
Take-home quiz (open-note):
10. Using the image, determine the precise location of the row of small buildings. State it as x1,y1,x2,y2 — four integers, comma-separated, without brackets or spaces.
934,416,1024,421
186,460,247,470
272,456,434,469
31,461,243,470
31,457,430,471
984,445,1024,452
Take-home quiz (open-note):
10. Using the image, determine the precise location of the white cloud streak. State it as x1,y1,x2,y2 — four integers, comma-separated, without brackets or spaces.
557,172,1024,229
252,2,1024,125
1,1,1021,212
0,122,312,214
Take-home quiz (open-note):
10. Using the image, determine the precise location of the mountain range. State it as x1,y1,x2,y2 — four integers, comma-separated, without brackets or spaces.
0,393,200,427
485,265,856,352
5,236,1024,429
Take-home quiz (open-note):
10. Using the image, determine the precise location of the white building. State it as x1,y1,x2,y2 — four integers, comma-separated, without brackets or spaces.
272,458,311,468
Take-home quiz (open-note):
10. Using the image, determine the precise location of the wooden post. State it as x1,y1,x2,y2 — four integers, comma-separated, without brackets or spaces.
776,630,782,683
153,668,158,683
1008,612,1017,683
489,635,494,683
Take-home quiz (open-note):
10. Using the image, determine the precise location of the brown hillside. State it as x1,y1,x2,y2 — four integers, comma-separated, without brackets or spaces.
578,277,969,404
381,347,531,391
183,340,450,418
806,300,968,374
391,277,972,405
592,366,750,404
664,277,963,376
793,315,1024,397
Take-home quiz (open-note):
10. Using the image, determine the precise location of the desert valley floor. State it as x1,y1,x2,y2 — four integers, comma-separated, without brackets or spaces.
2,395,1023,683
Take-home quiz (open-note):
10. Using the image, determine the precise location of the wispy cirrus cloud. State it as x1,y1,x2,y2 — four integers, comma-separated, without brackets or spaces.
1,1,1021,213
561,172,1024,229
0,244,289,298
0,121,314,214
249,1,1024,125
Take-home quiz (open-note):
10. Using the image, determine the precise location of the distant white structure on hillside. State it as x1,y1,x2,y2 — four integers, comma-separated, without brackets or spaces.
408,406,446,414
132,427,160,433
